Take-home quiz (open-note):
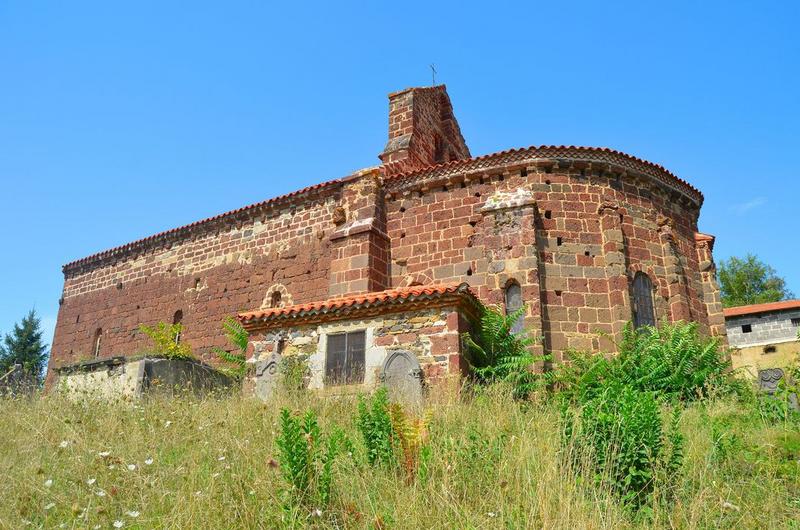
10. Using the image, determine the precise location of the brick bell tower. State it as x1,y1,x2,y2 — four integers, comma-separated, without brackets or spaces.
379,85,471,176
327,85,471,298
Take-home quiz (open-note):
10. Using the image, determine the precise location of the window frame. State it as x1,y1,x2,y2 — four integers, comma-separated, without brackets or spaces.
504,281,524,335
93,329,103,358
324,330,366,386
631,272,656,329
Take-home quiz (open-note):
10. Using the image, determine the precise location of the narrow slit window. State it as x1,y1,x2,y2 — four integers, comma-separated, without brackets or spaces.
173,310,183,344
631,272,656,329
270,291,282,308
505,281,524,334
93,328,103,358
325,331,366,385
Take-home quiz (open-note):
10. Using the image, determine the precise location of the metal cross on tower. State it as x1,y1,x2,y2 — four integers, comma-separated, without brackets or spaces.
430,64,437,85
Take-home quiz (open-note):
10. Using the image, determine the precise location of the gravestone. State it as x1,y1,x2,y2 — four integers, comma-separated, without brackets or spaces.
758,368,785,394
380,351,423,405
758,368,799,412
254,352,282,401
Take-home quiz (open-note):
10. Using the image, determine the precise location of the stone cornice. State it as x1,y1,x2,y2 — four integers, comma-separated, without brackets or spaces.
383,145,703,207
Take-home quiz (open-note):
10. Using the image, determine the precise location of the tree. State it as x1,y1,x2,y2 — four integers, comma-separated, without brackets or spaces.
718,254,794,308
0,309,49,383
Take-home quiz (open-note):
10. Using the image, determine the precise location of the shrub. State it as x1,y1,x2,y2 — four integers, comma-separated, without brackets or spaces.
211,316,248,378
557,322,733,403
275,408,344,513
139,322,193,360
463,304,551,399
562,384,683,509
356,387,395,467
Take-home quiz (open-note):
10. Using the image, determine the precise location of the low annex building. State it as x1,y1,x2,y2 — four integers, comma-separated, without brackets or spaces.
49,85,727,396
725,300,800,380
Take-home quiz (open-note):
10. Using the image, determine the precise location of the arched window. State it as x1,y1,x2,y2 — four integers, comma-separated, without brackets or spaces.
173,310,183,344
631,272,656,329
270,291,282,308
504,281,524,334
93,328,103,358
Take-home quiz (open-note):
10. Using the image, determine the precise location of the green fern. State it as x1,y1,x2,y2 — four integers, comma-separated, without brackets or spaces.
463,304,551,399
212,316,248,378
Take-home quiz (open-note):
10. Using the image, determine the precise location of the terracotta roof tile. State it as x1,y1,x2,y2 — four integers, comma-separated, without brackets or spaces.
62,145,703,276
723,300,800,318
238,282,476,328
384,145,703,204
62,177,345,274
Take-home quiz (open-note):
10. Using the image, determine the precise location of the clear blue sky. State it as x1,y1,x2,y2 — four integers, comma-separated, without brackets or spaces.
1,1,798,349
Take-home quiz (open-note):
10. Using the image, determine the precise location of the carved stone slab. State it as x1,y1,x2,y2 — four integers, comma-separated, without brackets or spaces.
380,350,423,405
758,368,799,411
254,352,282,402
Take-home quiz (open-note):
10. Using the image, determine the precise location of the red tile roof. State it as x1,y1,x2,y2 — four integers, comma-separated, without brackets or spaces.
723,300,800,318
384,145,703,204
62,144,702,276
62,177,346,275
238,282,478,330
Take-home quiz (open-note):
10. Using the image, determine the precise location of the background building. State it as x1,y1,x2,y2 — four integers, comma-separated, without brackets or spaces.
725,300,800,377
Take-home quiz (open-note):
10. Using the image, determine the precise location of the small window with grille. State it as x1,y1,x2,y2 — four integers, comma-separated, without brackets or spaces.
325,331,366,385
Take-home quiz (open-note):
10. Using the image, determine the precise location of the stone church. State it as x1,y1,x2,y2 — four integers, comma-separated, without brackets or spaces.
49,85,726,394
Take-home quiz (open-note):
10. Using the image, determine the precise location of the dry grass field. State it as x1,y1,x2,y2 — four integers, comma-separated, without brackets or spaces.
0,383,798,529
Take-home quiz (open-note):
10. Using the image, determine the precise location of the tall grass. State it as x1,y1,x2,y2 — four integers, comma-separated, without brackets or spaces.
1,386,798,528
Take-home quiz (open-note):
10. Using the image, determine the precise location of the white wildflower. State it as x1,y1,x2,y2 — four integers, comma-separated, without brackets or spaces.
126,511,140,518
487,512,498,518
217,456,225,461
59,440,69,448
144,458,153,465
195,491,202,496
87,478,96,485
212,473,220,478
44,479,53,488
248,490,255,495
164,421,172,427
44,502,55,510
113,521,124,528
127,464,136,471
108,465,116,470
96,490,106,497
722,501,741,512
312,508,323,518
98,451,111,457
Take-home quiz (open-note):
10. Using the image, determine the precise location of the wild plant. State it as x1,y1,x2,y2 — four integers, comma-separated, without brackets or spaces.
210,316,248,378
556,322,733,403
463,304,551,399
278,355,310,396
356,387,395,467
139,322,193,360
275,408,344,513
562,384,684,510
388,402,432,483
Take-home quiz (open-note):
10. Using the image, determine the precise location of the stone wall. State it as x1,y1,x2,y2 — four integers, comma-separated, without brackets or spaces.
731,339,800,378
726,309,800,347
246,307,464,394
50,183,342,372
384,151,715,359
